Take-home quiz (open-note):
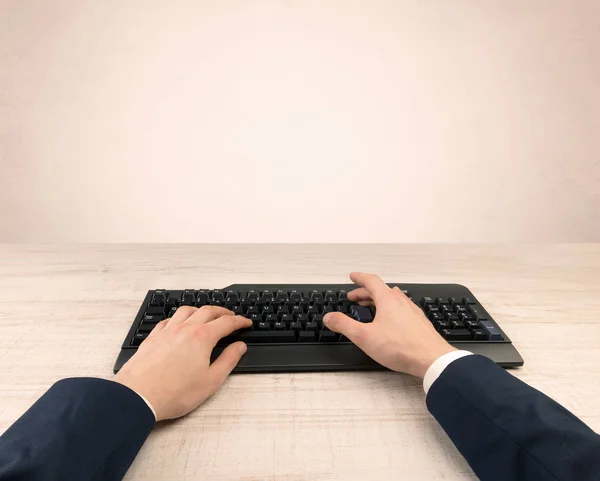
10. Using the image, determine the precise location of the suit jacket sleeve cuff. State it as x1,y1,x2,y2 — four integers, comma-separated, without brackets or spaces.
423,350,473,394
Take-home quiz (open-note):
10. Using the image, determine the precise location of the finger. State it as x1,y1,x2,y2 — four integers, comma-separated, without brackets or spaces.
347,287,372,302
323,312,368,345
167,306,198,326
147,319,168,339
206,315,252,343
185,305,233,325
349,272,392,303
391,286,413,303
209,342,248,389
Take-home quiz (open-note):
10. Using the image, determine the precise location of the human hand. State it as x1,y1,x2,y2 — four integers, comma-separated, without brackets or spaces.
114,306,251,421
323,272,456,378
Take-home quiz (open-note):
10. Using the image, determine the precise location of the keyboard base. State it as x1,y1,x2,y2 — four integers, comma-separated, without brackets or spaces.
113,343,523,374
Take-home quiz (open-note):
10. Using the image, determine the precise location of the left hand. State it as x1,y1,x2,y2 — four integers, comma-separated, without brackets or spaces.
114,306,251,421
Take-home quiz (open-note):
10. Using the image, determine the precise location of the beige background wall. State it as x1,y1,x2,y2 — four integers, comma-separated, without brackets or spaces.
1,0,599,242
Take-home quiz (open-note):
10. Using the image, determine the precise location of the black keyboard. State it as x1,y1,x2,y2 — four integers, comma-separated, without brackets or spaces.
114,284,524,373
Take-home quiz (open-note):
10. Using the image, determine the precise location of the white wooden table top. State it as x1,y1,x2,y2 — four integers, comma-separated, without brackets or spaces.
1,244,599,480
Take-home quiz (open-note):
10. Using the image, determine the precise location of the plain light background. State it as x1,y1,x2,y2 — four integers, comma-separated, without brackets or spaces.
1,0,599,242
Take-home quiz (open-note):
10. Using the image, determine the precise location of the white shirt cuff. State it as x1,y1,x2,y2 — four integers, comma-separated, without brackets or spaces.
423,350,473,395
137,392,157,421
110,380,157,421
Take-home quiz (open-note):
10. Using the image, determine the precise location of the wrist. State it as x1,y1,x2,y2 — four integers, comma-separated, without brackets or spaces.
410,343,458,379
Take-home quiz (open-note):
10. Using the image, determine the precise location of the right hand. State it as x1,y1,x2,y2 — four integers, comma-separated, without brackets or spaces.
323,272,457,378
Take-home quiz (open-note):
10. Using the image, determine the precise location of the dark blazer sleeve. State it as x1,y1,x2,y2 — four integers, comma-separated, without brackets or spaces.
427,355,600,481
0,377,155,481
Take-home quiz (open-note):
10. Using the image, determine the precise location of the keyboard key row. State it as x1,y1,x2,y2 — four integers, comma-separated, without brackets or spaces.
150,289,360,307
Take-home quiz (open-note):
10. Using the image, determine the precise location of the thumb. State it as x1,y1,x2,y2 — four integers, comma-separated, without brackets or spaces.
323,312,367,344
209,341,247,389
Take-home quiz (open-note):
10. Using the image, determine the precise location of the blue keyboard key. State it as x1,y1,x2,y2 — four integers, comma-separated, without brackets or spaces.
351,305,373,322
480,320,503,340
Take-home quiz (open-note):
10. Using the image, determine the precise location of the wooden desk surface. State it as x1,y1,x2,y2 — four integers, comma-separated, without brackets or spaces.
1,244,599,480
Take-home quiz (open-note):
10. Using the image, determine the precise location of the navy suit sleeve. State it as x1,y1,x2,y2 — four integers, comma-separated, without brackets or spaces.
0,378,155,481
427,355,600,481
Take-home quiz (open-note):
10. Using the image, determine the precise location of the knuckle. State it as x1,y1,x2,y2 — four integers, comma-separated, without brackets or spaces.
177,306,196,317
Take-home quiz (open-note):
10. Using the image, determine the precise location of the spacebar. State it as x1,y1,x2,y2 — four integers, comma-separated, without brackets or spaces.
210,344,383,372
218,331,296,345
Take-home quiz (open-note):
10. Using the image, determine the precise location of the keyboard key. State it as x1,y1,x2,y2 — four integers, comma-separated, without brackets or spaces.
324,290,337,302
435,297,449,305
195,298,210,308
322,305,334,314
472,328,488,340
433,320,451,331
131,332,148,346
441,329,472,341
479,321,503,340
137,324,155,333
249,314,262,324
420,297,434,308
246,290,260,302
277,305,291,315
225,289,239,301
462,296,476,305
319,331,339,342
440,305,454,315
465,320,480,330
450,320,465,329
231,306,244,315
166,295,180,309
289,290,303,302
150,290,167,306
429,312,445,322
279,313,293,324
196,290,211,304
311,313,324,325
221,331,296,344
425,304,439,314
305,321,319,332
167,307,178,318
141,313,164,324
262,305,275,315
273,321,286,330
290,321,303,333
265,314,278,324
468,305,487,320
247,306,260,316
257,322,270,331
275,290,288,302
147,304,168,314
299,331,316,342
212,290,225,302
351,305,373,322
339,300,352,314
261,290,274,302
181,289,196,305
296,314,309,324
307,305,320,315
338,289,349,300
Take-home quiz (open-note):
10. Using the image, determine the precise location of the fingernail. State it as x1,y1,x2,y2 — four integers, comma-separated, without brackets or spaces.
239,343,248,355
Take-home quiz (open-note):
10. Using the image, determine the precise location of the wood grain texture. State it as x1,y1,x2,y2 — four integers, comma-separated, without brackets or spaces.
0,244,599,480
